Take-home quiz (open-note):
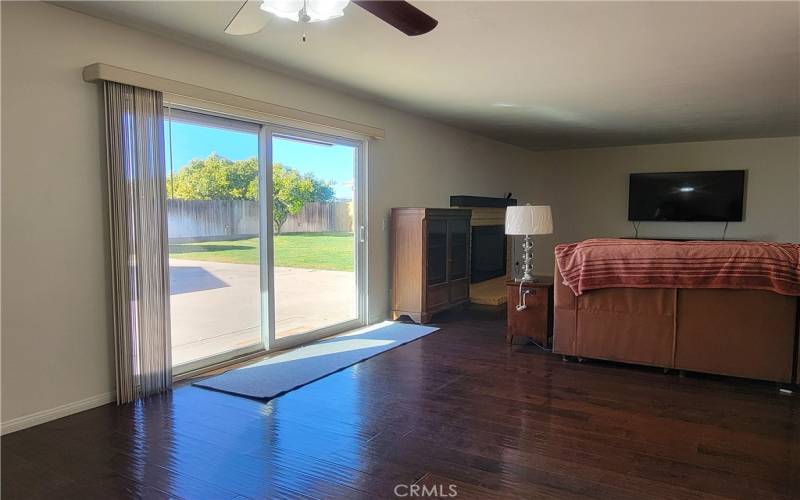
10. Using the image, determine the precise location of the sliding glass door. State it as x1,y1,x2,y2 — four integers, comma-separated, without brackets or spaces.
165,108,366,372
265,127,366,350
164,109,265,371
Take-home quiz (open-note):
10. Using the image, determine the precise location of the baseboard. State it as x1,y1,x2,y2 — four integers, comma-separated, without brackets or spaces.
1,391,115,435
370,311,390,325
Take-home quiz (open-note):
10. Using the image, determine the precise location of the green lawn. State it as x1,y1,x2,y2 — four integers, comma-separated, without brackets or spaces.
169,232,354,272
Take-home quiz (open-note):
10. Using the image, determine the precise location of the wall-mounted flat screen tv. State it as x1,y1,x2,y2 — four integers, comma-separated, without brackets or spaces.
628,170,745,222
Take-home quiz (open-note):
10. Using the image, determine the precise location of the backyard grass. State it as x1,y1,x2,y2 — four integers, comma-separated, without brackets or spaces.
169,232,354,272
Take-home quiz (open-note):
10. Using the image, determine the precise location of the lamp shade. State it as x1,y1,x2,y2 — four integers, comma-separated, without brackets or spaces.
505,205,553,235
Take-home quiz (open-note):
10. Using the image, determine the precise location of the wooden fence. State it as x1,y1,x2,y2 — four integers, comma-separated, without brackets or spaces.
280,201,353,233
167,199,352,240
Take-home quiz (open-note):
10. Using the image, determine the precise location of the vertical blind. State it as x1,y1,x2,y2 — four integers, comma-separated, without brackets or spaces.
104,81,172,403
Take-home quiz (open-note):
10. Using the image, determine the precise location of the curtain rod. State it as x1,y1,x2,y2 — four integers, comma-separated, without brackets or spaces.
83,63,385,140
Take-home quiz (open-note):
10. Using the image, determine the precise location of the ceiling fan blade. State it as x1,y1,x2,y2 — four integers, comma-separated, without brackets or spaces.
224,0,267,35
353,1,438,36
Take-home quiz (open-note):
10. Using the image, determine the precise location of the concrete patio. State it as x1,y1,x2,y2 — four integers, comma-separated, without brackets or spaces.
169,258,356,366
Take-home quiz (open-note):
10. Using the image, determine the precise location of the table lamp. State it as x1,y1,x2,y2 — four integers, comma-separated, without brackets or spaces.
505,205,553,282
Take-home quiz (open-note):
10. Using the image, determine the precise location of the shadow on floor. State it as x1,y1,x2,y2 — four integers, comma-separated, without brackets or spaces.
170,266,228,295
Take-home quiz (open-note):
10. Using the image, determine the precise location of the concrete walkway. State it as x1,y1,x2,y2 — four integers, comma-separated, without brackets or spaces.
169,258,355,366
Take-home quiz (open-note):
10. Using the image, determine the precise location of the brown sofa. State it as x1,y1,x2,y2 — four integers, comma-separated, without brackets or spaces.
553,263,799,383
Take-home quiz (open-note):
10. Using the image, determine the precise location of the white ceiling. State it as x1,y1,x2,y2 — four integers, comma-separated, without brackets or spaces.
61,1,800,150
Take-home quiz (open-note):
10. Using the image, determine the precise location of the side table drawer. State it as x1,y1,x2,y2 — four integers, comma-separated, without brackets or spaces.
506,280,553,346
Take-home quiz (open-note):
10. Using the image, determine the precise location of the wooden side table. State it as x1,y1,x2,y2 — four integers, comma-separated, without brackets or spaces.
506,278,554,346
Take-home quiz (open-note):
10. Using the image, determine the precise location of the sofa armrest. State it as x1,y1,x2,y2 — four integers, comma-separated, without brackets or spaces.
553,260,578,355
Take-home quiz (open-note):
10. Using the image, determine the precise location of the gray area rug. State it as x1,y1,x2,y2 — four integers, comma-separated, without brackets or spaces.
193,321,439,399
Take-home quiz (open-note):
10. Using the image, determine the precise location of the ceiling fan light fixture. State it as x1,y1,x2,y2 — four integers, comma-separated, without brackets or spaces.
260,0,304,22
305,0,350,22
260,0,350,23
228,0,436,36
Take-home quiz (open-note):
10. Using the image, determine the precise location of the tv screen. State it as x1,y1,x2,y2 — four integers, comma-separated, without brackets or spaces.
628,170,745,222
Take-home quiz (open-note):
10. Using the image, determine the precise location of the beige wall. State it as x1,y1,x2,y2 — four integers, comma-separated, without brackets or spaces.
541,137,800,246
0,2,552,426
509,137,800,279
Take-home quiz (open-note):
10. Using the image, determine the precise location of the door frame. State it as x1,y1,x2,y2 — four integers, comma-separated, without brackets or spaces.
165,104,267,377
165,101,369,375
262,124,368,351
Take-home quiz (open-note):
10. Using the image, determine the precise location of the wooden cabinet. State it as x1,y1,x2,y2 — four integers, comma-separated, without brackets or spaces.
391,208,472,323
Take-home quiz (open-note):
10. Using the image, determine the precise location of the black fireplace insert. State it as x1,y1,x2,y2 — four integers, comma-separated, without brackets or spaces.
471,225,506,283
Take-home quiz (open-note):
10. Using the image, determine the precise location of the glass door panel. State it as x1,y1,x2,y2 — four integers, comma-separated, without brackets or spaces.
164,108,264,370
268,130,363,344
448,218,469,280
426,219,447,285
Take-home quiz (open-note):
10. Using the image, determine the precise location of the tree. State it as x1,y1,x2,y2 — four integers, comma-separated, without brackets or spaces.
167,154,335,234
166,153,258,201
272,164,334,234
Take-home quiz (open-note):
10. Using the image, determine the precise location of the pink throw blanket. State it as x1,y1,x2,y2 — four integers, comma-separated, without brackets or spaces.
555,238,800,296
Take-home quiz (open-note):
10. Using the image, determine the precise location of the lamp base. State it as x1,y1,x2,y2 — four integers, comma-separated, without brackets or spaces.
516,235,537,283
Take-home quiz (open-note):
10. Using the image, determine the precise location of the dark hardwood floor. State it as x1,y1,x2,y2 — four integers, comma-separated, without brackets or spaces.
2,308,799,499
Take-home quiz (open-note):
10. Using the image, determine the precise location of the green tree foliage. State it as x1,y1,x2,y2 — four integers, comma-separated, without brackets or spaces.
167,153,335,234
272,164,335,234
167,153,258,201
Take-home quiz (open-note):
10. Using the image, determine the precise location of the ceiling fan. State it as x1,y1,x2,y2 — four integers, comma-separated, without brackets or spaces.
225,0,438,37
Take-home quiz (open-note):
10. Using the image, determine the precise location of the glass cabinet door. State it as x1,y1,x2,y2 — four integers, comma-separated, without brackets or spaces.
426,218,447,285
448,217,469,281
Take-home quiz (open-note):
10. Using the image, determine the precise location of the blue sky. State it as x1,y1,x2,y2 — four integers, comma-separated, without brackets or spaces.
165,121,355,199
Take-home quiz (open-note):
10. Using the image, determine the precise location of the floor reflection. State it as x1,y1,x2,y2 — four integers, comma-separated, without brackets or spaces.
5,309,797,499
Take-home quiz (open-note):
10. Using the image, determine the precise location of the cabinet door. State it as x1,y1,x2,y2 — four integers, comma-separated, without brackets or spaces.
448,217,469,281
426,218,447,285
